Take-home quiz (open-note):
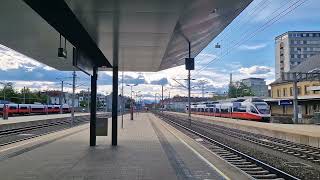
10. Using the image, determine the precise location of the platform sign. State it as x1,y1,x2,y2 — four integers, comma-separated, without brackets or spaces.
73,48,94,76
278,100,293,106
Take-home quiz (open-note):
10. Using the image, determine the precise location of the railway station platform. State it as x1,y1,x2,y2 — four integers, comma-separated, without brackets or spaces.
0,113,250,180
0,112,90,125
166,111,320,148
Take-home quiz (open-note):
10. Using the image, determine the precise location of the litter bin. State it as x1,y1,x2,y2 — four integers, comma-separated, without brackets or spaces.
96,117,108,136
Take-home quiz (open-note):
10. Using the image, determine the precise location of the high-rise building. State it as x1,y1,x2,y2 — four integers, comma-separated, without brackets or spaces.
275,31,320,79
241,78,268,97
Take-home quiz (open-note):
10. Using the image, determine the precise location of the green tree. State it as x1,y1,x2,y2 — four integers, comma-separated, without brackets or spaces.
228,82,254,98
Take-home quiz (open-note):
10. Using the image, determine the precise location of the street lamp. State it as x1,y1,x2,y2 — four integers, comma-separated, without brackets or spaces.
126,84,137,120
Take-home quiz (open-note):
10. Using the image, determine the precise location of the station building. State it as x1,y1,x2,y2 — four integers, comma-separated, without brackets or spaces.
269,54,320,119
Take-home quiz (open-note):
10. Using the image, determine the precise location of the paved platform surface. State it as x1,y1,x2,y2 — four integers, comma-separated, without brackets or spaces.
167,111,320,148
0,112,107,125
0,113,248,180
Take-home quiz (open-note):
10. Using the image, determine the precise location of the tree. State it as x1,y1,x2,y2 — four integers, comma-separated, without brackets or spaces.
228,82,254,98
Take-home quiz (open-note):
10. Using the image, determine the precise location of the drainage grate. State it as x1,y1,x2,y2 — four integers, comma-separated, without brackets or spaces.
286,162,310,167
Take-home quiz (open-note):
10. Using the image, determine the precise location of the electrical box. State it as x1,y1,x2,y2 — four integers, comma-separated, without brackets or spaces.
185,58,194,70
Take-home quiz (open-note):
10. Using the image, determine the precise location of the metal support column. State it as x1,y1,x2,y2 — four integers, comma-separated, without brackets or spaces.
121,71,124,128
71,71,76,125
60,81,64,114
90,67,97,146
130,86,134,120
112,0,119,146
188,42,191,126
161,85,164,113
292,72,298,124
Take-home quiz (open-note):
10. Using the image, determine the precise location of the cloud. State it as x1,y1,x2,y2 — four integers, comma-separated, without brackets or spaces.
0,44,42,71
195,53,218,65
239,65,272,75
150,78,169,85
238,43,267,50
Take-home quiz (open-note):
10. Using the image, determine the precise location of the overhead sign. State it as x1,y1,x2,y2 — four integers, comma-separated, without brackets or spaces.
73,48,94,76
307,86,320,91
278,100,293,106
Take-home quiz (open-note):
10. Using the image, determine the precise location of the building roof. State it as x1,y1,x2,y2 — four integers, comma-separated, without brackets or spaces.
291,54,320,73
242,77,265,81
275,31,320,40
270,54,320,85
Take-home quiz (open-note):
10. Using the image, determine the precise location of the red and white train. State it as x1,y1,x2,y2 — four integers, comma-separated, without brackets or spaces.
0,103,71,116
186,98,271,122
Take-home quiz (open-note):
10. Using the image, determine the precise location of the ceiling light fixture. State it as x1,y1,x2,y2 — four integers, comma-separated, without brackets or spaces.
58,34,67,58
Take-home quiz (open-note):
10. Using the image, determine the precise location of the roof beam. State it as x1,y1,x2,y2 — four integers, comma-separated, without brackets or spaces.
23,0,112,68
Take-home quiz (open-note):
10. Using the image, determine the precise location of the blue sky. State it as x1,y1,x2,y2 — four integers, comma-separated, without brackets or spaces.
0,0,319,100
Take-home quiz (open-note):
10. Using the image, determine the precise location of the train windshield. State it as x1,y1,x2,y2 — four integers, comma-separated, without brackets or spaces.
254,103,270,114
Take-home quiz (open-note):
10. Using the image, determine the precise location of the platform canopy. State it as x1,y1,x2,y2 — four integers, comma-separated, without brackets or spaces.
0,0,252,72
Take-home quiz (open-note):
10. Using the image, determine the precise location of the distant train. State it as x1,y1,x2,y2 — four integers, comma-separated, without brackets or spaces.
186,98,271,122
0,103,71,116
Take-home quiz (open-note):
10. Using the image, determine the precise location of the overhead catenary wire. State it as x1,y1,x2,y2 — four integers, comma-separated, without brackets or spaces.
195,0,309,76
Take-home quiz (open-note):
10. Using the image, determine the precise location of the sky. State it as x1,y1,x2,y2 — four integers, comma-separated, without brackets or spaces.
0,0,319,101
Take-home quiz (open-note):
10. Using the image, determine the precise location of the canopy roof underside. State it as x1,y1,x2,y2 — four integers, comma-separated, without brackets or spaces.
0,0,252,72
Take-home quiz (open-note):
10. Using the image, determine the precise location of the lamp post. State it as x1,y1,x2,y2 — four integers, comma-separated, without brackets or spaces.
126,84,137,120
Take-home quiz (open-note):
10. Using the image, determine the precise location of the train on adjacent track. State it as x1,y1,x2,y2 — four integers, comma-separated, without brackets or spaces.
186,97,271,122
0,103,71,116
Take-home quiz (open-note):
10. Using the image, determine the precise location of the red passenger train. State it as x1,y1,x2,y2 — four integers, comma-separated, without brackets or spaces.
0,103,71,116
186,98,271,122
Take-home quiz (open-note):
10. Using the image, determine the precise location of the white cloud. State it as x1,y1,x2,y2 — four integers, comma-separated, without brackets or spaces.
0,44,42,71
195,53,218,65
239,65,273,75
238,43,267,50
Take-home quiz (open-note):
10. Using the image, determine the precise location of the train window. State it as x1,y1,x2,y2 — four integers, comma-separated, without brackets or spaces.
216,108,220,113
20,107,28,109
250,106,258,114
209,108,214,112
9,106,17,110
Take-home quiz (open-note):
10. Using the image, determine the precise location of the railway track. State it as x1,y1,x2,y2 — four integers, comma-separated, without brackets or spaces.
167,113,320,165
154,112,300,180
0,115,92,146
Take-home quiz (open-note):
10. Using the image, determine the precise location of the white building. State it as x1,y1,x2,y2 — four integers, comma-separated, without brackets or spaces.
241,78,268,97
47,91,79,107
275,31,320,79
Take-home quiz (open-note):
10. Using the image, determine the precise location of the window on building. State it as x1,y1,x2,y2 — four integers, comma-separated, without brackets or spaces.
309,33,313,37
290,40,294,44
303,33,307,37
303,40,307,44
277,89,281,97
303,54,307,58
283,88,287,97
280,67,284,70
298,86,301,95
297,47,301,51
290,87,293,96
290,54,294,58
297,54,301,58
304,85,310,95
313,84,320,94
